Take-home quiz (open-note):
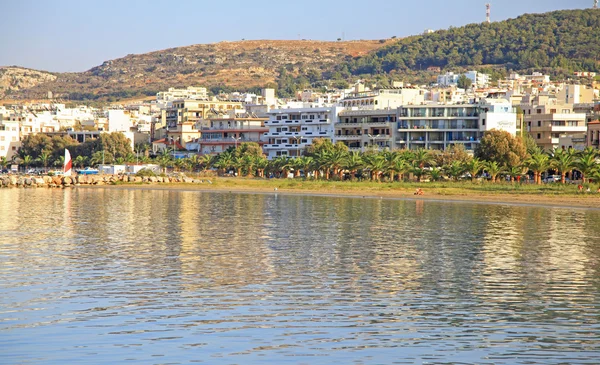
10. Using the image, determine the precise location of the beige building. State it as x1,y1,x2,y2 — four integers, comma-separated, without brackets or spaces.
556,84,595,105
196,114,268,155
522,96,587,151
587,120,600,149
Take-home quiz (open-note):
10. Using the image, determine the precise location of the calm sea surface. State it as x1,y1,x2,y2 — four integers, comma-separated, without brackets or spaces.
1,187,600,364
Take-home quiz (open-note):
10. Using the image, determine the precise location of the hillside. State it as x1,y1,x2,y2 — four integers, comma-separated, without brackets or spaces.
340,9,600,78
7,39,392,101
4,9,600,102
0,67,58,99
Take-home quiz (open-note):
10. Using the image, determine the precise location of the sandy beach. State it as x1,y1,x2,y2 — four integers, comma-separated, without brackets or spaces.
82,178,600,210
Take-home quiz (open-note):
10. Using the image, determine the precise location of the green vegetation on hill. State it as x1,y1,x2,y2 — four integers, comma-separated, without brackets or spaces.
339,9,600,79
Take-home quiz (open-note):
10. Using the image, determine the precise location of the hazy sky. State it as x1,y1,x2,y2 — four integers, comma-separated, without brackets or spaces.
0,0,591,73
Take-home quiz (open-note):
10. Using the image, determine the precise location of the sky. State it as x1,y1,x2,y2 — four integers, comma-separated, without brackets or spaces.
0,0,592,73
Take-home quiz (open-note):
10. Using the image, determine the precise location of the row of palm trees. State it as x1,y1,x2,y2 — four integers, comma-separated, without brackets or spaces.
4,144,599,184
177,145,600,184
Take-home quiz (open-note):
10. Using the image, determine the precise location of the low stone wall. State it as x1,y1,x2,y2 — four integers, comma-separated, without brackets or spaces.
0,174,212,188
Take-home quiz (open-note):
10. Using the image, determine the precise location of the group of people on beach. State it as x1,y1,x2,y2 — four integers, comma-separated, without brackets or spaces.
577,184,600,193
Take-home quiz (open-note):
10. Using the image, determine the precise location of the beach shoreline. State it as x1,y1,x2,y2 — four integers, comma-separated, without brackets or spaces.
79,179,600,210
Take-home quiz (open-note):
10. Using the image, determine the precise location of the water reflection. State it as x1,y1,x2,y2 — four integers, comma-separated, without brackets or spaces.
1,188,599,364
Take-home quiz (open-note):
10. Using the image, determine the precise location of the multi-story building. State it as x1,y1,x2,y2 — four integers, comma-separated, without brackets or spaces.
195,114,268,155
158,98,244,142
396,99,516,151
464,71,490,88
163,99,244,129
263,106,343,159
335,109,396,152
557,84,595,105
586,120,600,149
339,87,425,109
522,97,587,151
0,119,21,161
156,87,208,103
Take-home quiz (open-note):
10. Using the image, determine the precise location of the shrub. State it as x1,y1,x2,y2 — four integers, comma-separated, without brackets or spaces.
136,168,156,177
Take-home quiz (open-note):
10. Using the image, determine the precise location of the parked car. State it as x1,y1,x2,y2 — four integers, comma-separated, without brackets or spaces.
543,175,570,183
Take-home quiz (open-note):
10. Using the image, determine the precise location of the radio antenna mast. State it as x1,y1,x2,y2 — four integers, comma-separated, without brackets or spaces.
486,4,491,23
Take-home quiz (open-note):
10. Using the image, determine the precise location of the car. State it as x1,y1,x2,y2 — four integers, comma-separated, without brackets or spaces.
543,175,570,183
1,169,9,174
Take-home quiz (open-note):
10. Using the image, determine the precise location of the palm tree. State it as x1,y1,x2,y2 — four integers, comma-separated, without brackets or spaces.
484,161,503,183
215,151,234,176
391,157,411,182
366,155,386,182
575,147,598,184
200,154,216,173
38,151,52,173
0,156,8,170
463,158,484,183
445,161,465,181
429,167,443,182
22,155,33,172
505,164,526,183
254,155,269,178
241,155,256,176
325,150,348,179
73,155,87,170
525,151,550,185
343,151,363,181
271,156,291,178
115,157,126,165
294,156,314,179
550,148,576,184
380,150,400,181
411,148,430,167
53,156,65,169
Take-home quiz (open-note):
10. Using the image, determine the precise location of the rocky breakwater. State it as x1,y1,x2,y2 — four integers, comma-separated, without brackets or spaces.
0,174,211,188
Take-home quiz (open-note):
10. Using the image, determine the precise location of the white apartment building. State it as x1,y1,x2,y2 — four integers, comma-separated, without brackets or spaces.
397,99,516,151
263,106,343,159
0,120,21,161
156,87,208,102
438,71,490,88
339,87,425,109
464,71,490,88
107,110,133,132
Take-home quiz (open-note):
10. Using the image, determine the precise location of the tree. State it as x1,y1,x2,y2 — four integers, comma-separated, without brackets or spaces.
445,161,465,181
343,151,363,181
575,147,598,183
464,158,484,182
525,151,550,184
457,74,472,89
37,151,52,172
475,129,528,168
22,155,33,171
550,148,576,184
484,161,503,183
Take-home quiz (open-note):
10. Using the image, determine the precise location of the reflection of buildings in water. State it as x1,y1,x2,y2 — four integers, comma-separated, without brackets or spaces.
479,206,594,307
175,192,276,289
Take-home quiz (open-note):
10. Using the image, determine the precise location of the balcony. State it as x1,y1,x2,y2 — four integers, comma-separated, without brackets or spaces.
335,135,362,140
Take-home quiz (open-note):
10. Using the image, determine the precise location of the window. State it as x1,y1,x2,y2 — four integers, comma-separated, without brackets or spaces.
537,121,541,127
482,119,485,126
537,109,542,114
0,136,4,141
12,146,16,150
0,146,4,151
537,133,541,139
